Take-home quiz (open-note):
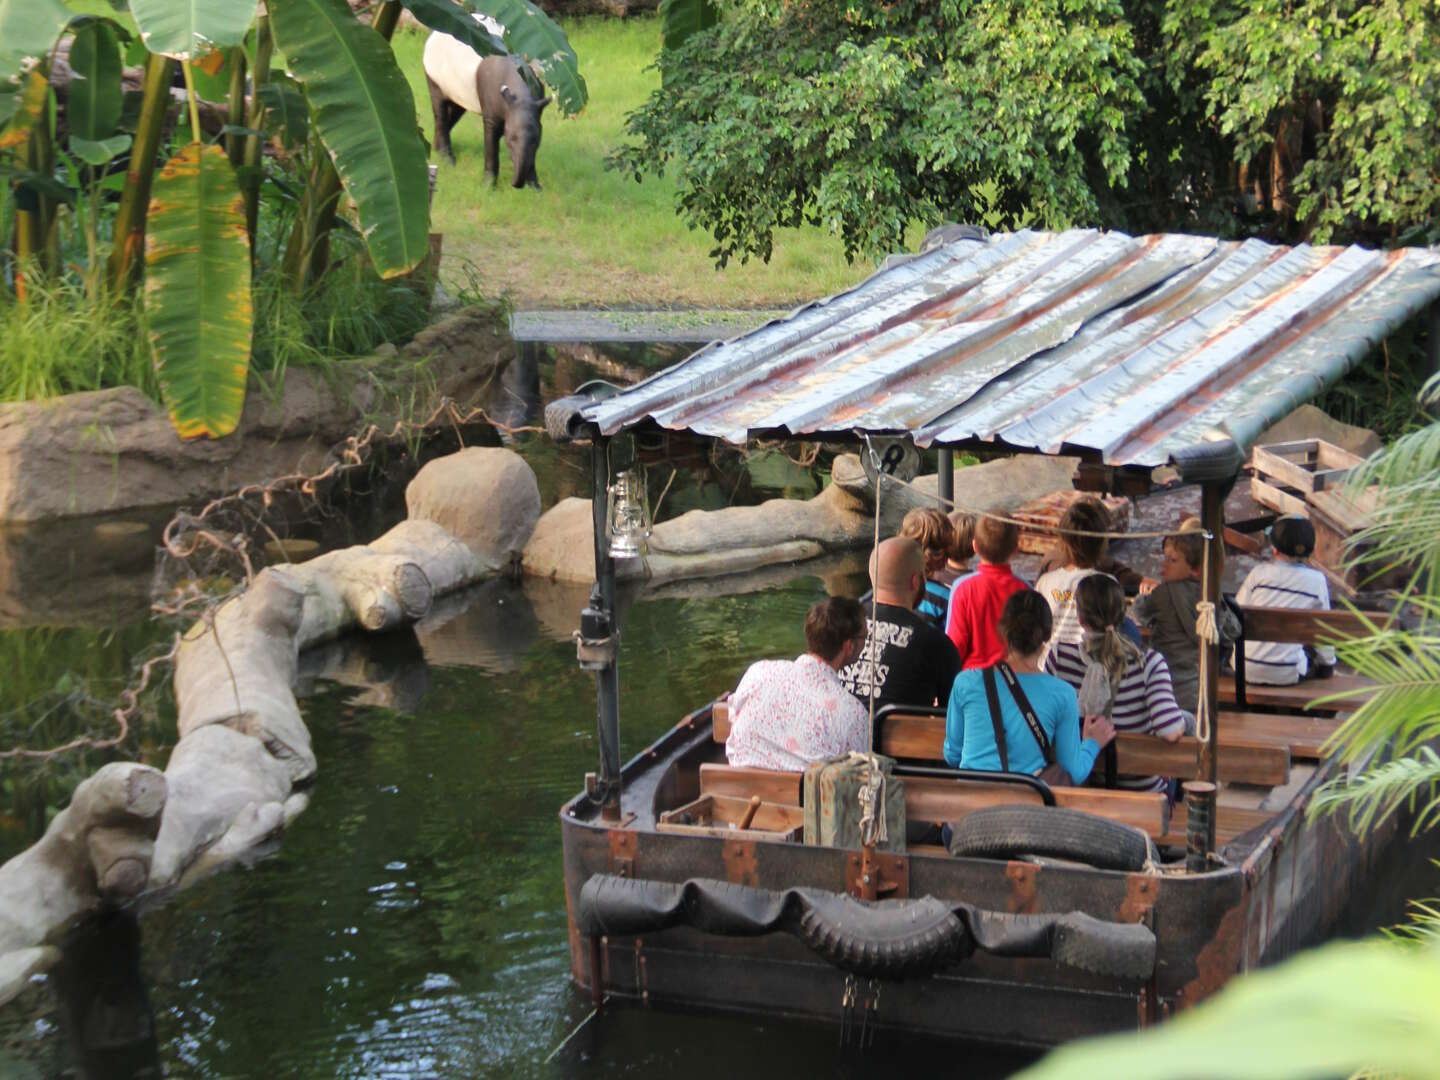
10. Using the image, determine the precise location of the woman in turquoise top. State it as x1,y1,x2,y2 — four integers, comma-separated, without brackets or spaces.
944,588,1115,780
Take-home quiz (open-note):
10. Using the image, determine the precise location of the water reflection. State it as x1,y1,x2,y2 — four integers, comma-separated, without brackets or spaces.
51,912,159,1079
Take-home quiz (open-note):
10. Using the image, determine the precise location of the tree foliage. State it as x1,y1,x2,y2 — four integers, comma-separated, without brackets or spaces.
613,0,1146,265
615,0,1440,265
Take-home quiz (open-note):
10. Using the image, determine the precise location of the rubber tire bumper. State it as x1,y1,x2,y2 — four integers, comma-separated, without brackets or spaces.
946,805,1156,872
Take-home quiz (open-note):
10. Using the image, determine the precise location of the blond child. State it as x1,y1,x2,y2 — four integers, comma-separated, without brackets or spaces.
1131,523,1240,713
899,507,954,629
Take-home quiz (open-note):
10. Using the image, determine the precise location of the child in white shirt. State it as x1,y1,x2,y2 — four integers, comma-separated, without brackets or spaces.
1233,515,1336,685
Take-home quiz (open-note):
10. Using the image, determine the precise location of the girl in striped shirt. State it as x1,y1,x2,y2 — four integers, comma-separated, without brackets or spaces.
1045,575,1187,793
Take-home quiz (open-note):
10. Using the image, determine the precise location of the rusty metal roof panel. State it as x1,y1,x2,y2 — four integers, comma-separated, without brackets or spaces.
581,230,1440,467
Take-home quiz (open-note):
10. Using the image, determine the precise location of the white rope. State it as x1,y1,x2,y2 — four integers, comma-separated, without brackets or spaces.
851,751,888,846
1194,537,1218,745
861,435,884,754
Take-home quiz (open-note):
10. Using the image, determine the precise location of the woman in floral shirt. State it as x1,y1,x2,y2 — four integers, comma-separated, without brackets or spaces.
725,597,871,771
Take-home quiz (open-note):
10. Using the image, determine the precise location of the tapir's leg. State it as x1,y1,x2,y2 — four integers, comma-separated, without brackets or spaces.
427,76,457,164
482,118,502,186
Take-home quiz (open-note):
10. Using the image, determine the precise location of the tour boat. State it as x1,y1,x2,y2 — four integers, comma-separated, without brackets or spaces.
547,228,1439,1044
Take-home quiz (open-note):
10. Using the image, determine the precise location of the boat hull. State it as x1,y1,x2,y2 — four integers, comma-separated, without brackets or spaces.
559,714,1397,1046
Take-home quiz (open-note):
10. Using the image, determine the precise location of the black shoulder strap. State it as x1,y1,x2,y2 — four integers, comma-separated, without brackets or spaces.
981,666,1010,773
996,662,1054,764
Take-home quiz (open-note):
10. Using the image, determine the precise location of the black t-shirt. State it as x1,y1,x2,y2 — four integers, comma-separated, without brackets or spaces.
838,602,963,713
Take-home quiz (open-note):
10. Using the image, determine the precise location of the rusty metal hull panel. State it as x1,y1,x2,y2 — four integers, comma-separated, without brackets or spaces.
579,230,1440,468
558,711,1400,1046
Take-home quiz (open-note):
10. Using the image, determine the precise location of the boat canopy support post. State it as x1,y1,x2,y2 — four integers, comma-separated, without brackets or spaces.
938,449,954,507
582,433,623,821
1199,478,1226,856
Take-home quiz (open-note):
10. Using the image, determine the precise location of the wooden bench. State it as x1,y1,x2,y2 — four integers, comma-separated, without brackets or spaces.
713,701,1290,785
1227,604,1382,711
697,763,1170,841
1214,710,1343,760
868,709,1290,787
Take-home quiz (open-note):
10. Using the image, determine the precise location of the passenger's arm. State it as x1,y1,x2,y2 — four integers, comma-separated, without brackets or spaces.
946,598,971,665
1143,654,1187,743
943,679,967,768
1054,693,1102,784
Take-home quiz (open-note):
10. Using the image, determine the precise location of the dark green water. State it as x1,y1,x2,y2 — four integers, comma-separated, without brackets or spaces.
5,563,1045,1077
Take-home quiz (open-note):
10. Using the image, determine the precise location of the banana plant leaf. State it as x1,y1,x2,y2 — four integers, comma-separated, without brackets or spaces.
0,165,77,210
473,0,587,116
1018,939,1440,1080
68,21,124,141
400,0,505,56
657,0,718,53
268,0,430,278
129,0,255,59
69,132,131,166
0,0,71,89
0,70,52,154
256,80,308,147
145,143,253,439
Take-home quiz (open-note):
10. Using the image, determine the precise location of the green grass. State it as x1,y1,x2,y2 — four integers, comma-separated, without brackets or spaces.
390,15,871,308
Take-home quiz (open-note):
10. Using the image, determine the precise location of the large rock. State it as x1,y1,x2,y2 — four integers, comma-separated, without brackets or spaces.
406,447,541,571
1256,403,1382,459
0,306,512,524
521,452,1086,586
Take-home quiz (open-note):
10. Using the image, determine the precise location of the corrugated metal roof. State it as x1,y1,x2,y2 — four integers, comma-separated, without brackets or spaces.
580,229,1440,468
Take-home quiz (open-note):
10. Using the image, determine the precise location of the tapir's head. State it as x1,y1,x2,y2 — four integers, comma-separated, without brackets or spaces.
500,84,551,189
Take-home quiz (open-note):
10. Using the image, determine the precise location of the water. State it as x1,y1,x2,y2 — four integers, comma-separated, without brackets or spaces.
1,336,1436,1077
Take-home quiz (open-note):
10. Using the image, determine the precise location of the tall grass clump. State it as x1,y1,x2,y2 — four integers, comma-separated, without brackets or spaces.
0,276,156,403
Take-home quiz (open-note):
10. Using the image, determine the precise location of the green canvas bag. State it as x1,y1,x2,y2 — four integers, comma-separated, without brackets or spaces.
802,751,906,852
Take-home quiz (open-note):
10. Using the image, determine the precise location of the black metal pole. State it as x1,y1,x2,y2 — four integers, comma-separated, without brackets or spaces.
590,436,622,820
938,449,954,508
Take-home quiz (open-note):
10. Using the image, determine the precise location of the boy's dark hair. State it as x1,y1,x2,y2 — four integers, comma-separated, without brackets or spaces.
1166,529,1207,571
948,510,976,564
998,589,1053,657
1058,498,1109,569
973,515,1020,563
1075,573,1127,632
900,507,953,562
804,596,866,660
1271,515,1316,558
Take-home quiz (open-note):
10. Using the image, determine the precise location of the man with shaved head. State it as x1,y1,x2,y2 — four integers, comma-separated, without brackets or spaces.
840,536,962,712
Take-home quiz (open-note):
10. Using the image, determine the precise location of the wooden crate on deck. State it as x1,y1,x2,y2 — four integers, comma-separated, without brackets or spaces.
1013,491,1131,556
1251,439,1365,517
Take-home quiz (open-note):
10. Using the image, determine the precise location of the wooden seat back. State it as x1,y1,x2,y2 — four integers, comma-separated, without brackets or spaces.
696,762,1170,841
1229,604,1383,710
715,700,1289,785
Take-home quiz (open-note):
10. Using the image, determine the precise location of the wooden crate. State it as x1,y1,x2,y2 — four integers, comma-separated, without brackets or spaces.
1012,491,1131,556
657,794,804,842
1250,438,1365,518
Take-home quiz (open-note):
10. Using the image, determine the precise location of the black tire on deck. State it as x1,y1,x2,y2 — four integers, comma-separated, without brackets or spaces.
945,805,1156,872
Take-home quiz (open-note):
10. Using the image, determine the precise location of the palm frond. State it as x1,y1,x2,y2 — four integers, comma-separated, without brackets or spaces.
1309,747,1440,838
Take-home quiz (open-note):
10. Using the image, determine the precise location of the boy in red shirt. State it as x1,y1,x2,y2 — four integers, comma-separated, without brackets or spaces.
945,515,1026,668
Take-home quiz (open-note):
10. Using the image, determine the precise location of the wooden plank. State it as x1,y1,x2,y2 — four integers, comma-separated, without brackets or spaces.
696,764,1170,840
1251,475,1309,516
1216,711,1344,760
1254,442,1326,494
1238,605,1389,645
1219,674,1374,712
1112,734,1289,786
1163,803,1274,848
903,775,1170,841
698,763,802,806
876,713,1287,784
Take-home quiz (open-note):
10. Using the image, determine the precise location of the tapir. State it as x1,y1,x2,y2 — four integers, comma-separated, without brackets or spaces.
422,17,551,189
